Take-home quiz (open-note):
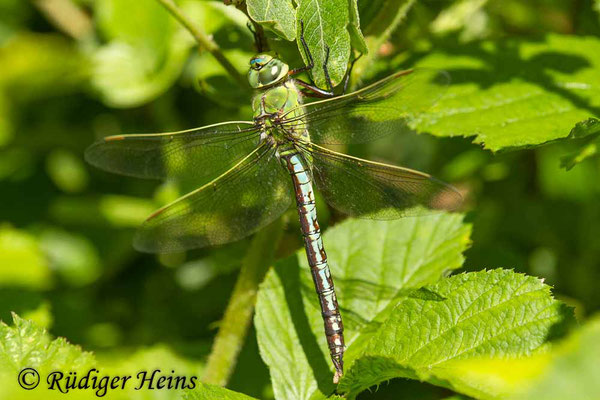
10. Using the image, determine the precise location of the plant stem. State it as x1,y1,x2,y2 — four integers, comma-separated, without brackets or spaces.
202,218,284,386
156,0,247,89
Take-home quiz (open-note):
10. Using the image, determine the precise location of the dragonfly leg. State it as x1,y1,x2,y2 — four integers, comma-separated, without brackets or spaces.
289,21,336,97
293,34,362,98
295,78,336,98
341,52,363,94
322,45,335,93
289,20,314,76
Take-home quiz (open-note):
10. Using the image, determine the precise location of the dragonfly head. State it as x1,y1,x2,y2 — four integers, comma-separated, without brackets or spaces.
248,53,289,89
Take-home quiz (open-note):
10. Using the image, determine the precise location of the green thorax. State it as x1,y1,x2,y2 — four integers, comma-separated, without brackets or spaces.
247,54,308,144
251,81,302,118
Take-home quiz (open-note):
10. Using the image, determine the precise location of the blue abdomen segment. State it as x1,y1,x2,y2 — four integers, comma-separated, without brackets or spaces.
281,151,345,383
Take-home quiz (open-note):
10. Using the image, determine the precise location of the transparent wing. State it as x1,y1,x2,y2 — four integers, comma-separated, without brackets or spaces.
282,69,448,144
133,143,294,253
297,142,462,219
85,121,261,191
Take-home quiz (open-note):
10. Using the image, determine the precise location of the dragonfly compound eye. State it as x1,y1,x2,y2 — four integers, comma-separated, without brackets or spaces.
250,53,273,70
248,56,290,88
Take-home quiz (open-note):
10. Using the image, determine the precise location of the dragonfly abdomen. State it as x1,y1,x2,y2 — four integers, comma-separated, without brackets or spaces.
281,151,345,384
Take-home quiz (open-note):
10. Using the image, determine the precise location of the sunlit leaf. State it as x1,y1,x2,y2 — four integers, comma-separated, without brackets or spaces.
95,0,172,52
436,315,600,400
46,149,89,193
101,345,204,399
184,1,254,106
246,0,296,41
0,314,95,399
411,35,600,151
185,383,258,400
430,0,490,40
340,269,574,398
296,0,352,88
515,315,600,400
255,214,471,399
38,228,102,287
347,0,367,54
92,0,193,107
0,225,52,289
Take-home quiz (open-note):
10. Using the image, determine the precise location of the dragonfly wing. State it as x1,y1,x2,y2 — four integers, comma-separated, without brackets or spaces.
283,69,448,144
134,143,294,253
85,121,261,191
297,142,462,219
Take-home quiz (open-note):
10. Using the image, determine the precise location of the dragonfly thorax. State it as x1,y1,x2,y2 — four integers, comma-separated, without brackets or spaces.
251,80,308,144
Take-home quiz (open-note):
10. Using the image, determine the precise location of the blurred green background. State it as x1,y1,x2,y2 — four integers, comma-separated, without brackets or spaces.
1,0,600,398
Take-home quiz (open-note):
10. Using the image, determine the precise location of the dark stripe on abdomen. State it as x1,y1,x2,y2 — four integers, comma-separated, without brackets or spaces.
281,151,345,383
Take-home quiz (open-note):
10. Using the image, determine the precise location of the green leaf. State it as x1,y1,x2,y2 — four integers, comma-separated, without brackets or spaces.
255,214,471,399
0,225,52,289
0,314,95,398
411,34,600,152
537,143,600,202
438,315,600,400
340,269,574,399
296,0,352,88
560,118,600,170
46,149,89,193
184,2,255,106
38,228,102,287
101,345,204,400
514,315,600,400
430,0,490,39
185,383,258,400
91,38,191,108
92,0,193,107
347,0,367,54
246,0,296,41
95,0,172,52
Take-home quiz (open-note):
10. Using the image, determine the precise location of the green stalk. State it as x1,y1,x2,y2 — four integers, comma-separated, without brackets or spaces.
202,218,284,386
155,0,247,89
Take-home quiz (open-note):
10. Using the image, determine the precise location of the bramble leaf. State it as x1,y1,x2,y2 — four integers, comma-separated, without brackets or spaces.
410,35,600,151
340,269,574,398
255,214,471,399
515,315,600,400
185,383,259,400
559,118,600,170
0,314,95,399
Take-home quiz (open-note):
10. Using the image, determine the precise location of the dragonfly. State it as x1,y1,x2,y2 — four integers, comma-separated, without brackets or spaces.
85,26,461,384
